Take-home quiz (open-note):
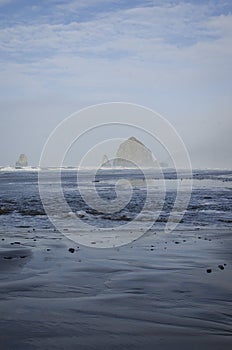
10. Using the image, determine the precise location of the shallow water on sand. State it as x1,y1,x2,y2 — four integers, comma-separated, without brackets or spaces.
0,169,232,349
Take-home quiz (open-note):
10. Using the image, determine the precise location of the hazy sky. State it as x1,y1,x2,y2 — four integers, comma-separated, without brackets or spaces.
0,0,231,168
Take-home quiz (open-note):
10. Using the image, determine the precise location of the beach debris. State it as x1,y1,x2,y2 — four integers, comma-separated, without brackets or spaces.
206,269,212,273
218,265,224,270
68,248,75,253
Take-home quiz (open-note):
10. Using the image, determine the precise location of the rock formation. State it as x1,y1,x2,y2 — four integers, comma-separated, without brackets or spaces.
101,155,112,168
113,137,157,168
15,154,28,167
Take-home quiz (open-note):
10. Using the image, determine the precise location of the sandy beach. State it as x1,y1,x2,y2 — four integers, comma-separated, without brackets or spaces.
0,227,231,349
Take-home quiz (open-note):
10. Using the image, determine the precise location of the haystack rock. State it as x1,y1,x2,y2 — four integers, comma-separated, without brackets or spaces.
16,154,28,167
114,137,158,168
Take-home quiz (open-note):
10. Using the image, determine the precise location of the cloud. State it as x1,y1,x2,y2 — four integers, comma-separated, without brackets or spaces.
0,0,12,6
0,0,231,167
0,3,231,70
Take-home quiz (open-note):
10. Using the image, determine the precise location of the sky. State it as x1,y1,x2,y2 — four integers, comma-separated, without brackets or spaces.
0,0,232,168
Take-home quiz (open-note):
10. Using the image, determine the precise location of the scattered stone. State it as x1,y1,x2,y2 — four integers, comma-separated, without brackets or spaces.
224,263,227,266
47,248,51,251
175,241,180,244
91,242,96,245
4,256,12,260
20,256,26,259
206,269,212,273
218,265,224,270
2,238,5,241
68,248,75,253
150,248,154,251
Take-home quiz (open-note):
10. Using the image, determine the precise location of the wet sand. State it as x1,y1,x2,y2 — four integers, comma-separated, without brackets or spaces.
0,228,232,349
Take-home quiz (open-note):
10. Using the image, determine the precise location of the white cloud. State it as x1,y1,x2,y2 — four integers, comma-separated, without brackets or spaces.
0,0,232,167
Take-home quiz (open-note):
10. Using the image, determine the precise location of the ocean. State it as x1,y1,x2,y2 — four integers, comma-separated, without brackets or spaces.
0,168,232,231
0,168,232,349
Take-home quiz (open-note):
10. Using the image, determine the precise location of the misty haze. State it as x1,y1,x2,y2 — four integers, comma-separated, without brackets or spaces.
0,1,232,350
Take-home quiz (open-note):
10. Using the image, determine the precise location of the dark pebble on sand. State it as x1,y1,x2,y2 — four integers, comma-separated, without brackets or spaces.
47,248,51,251
206,269,212,273
2,238,5,240
218,265,224,270
68,248,75,253
224,263,227,266
4,256,12,260
175,241,180,244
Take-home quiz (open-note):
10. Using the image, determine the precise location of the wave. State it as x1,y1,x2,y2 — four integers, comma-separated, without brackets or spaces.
0,166,39,172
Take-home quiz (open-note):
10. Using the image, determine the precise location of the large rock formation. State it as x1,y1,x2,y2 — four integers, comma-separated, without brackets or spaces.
16,154,28,167
113,137,157,168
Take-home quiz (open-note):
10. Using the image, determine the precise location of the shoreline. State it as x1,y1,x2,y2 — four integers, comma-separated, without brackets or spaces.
0,226,231,349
